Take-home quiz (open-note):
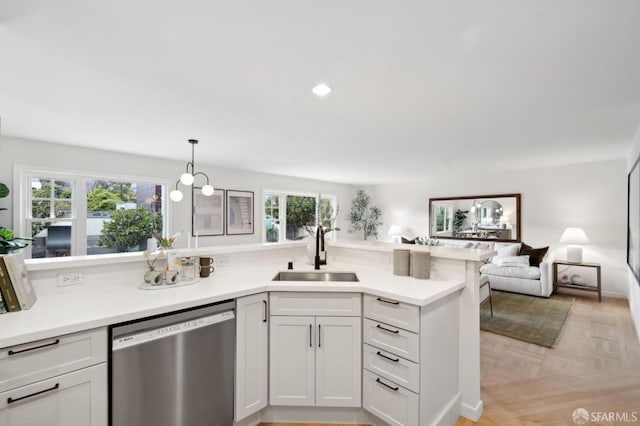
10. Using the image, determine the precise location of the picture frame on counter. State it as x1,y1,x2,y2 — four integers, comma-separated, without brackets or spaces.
226,190,254,235
192,187,225,236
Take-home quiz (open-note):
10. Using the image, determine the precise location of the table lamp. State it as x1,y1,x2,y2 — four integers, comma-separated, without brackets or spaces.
387,225,402,243
559,227,590,263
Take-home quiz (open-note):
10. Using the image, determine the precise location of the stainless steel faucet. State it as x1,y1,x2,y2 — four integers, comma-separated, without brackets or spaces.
314,225,326,270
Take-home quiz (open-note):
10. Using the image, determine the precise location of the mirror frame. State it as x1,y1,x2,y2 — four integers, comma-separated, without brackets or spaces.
428,193,522,243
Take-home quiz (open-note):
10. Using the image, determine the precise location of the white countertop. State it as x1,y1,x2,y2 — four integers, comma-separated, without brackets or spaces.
0,262,465,349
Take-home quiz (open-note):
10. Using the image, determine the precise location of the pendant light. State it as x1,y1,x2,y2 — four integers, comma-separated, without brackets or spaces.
169,139,214,202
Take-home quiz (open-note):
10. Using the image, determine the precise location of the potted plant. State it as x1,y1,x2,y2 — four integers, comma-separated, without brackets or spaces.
0,183,32,254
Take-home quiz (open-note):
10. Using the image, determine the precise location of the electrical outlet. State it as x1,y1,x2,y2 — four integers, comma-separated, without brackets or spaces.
430,261,439,271
57,271,84,286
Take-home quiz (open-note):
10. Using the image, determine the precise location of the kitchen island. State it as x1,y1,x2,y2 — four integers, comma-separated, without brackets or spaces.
0,241,493,426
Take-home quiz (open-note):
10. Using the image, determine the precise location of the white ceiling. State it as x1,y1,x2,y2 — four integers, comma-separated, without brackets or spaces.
1,0,639,184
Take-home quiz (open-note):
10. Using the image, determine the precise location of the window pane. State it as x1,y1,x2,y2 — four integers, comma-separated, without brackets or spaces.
265,194,280,242
31,179,50,198
54,200,72,218
87,180,164,254
286,195,316,241
31,221,73,258
54,180,72,199
32,200,51,218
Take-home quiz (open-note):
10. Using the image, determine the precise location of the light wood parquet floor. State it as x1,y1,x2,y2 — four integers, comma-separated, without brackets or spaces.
260,295,640,426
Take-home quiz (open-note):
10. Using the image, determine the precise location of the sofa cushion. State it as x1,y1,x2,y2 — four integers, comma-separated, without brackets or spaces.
480,262,541,280
493,255,530,268
519,243,549,267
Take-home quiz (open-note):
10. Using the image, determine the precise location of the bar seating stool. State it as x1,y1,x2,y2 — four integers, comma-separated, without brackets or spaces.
479,275,493,317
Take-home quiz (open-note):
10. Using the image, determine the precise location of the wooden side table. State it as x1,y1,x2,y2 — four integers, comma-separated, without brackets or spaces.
553,260,601,302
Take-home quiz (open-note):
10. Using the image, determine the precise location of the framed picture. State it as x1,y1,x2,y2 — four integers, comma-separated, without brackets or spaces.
628,155,640,284
192,188,225,236
226,190,254,235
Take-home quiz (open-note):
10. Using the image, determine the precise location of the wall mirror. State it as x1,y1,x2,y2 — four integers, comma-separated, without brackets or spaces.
429,193,521,242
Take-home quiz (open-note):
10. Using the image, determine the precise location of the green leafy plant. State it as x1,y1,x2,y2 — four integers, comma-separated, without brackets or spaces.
98,206,162,252
453,209,468,236
0,182,32,254
347,189,383,240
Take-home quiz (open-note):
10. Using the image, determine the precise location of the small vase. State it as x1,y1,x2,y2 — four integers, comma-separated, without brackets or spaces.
144,269,163,285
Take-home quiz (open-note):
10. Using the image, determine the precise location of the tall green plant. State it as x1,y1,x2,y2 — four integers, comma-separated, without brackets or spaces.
0,182,31,254
347,189,383,240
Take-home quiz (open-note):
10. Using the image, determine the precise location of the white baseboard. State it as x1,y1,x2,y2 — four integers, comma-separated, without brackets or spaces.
432,393,461,425
460,399,483,422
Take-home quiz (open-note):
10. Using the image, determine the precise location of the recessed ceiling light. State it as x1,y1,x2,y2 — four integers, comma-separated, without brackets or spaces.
312,83,332,97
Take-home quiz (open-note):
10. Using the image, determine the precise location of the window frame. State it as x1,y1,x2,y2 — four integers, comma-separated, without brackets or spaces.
14,164,172,258
261,189,338,244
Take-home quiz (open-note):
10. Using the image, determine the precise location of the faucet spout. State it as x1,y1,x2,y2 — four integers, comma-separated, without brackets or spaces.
314,225,326,270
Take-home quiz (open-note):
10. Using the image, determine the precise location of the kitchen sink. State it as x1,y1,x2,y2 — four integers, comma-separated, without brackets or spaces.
272,271,359,282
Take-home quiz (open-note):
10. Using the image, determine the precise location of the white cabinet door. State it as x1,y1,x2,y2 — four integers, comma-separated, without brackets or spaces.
315,316,361,407
235,293,269,421
0,363,107,426
269,316,315,406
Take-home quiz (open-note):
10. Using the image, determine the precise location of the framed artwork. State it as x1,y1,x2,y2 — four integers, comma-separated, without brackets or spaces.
192,188,225,236
226,190,254,235
627,155,640,284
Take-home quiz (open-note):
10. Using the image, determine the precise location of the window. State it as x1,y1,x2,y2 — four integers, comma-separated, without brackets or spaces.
263,191,337,243
435,205,453,234
16,166,168,258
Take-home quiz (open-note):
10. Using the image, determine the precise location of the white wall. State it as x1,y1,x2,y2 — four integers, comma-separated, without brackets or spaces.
628,125,640,340
0,136,359,247
372,159,628,297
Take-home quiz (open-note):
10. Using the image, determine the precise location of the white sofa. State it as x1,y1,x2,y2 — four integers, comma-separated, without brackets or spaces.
479,242,552,298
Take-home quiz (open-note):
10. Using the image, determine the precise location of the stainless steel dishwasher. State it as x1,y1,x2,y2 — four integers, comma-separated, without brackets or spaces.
110,300,235,426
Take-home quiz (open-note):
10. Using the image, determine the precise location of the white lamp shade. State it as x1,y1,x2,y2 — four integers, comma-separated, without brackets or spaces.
180,172,195,186
169,189,184,202
387,225,402,236
559,227,590,244
201,185,214,196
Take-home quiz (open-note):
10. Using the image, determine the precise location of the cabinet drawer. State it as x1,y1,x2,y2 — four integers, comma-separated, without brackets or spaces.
0,328,107,393
363,343,419,393
0,363,107,426
363,370,418,426
364,294,419,333
363,319,419,363
270,292,361,316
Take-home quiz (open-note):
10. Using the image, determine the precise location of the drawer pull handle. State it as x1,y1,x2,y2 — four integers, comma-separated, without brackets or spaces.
376,324,400,334
376,297,399,305
376,377,399,392
318,324,322,348
376,351,400,362
8,339,60,356
309,324,313,347
7,383,60,404
263,300,268,323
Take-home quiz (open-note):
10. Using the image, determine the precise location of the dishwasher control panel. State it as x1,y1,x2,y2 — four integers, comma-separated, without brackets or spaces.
112,310,235,351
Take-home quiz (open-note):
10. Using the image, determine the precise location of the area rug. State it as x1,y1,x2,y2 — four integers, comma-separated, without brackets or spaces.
480,290,573,348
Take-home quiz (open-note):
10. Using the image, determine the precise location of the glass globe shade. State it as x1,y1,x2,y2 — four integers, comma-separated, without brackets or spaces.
170,189,184,202
180,173,195,186
202,185,214,196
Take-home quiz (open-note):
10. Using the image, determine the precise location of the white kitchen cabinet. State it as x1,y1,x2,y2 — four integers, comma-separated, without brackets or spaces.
235,292,269,421
269,292,361,408
362,292,461,426
315,316,361,407
269,315,316,406
0,328,107,426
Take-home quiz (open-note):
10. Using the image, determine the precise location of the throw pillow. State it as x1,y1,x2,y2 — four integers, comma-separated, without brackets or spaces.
519,243,549,267
490,243,521,264
401,237,416,244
